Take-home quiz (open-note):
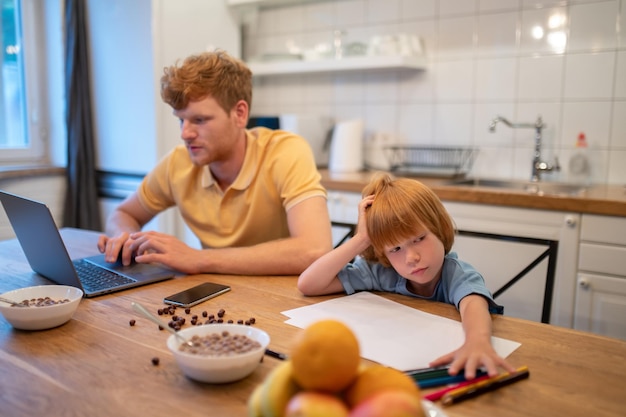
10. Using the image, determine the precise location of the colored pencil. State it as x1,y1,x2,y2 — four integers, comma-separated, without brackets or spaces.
423,374,492,401
441,366,530,406
405,365,489,388
415,368,489,388
404,365,451,377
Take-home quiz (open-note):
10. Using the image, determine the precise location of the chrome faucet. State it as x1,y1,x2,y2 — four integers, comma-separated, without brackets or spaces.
489,115,560,182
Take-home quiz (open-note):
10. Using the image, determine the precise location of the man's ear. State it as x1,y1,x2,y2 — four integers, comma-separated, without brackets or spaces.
232,100,249,128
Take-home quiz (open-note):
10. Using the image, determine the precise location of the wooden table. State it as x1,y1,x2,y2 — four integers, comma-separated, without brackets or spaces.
0,228,624,417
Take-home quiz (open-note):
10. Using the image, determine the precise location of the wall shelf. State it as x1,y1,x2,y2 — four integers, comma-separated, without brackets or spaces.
227,0,328,8
248,55,426,76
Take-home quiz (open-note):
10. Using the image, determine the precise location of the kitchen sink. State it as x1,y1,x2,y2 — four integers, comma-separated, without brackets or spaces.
447,178,587,196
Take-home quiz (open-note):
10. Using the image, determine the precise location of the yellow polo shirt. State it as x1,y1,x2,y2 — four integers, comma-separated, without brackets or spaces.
136,127,326,249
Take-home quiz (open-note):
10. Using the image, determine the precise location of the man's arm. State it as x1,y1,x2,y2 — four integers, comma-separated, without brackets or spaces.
128,195,333,275
195,195,333,275
97,193,156,264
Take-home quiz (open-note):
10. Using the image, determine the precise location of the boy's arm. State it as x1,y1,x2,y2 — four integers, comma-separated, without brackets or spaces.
297,233,369,295
297,195,375,296
430,294,516,377
457,295,502,377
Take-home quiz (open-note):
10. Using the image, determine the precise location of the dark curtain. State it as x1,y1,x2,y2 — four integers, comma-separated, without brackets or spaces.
63,0,102,231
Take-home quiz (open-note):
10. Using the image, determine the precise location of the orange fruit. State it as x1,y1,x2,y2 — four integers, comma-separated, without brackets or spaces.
290,319,360,392
343,364,420,408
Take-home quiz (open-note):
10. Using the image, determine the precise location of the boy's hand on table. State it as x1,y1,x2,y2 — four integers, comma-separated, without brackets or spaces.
429,339,517,379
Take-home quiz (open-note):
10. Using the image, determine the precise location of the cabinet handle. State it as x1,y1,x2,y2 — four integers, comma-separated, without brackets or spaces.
578,278,590,290
565,216,578,227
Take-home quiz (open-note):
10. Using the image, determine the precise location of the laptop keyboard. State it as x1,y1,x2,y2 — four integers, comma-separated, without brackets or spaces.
73,259,136,292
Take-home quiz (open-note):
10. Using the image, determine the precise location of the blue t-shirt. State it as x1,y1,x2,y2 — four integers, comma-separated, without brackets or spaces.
337,252,503,314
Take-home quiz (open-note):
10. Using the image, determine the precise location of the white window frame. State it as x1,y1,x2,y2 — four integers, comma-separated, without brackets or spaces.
1,0,48,163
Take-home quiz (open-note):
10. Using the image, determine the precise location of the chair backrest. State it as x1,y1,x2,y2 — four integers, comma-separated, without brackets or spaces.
331,221,356,248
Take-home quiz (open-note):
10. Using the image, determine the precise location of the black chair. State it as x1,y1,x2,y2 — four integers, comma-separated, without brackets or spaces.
331,221,356,248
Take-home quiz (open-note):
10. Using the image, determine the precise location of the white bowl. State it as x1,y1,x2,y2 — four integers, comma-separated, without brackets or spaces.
0,285,83,330
167,323,270,384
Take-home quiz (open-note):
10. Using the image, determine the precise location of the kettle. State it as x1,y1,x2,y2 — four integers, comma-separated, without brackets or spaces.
328,119,364,173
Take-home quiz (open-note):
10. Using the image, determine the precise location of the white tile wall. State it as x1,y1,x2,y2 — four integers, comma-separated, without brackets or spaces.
563,52,615,99
439,0,477,16
517,55,564,100
568,1,619,51
476,11,519,57
437,16,476,59
519,6,568,55
246,0,626,185
616,51,626,98
611,102,626,148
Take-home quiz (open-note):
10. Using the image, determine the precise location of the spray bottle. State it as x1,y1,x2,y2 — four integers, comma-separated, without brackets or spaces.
568,132,591,185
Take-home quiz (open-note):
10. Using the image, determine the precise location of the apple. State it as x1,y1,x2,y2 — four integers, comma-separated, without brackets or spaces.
349,390,424,417
285,391,350,417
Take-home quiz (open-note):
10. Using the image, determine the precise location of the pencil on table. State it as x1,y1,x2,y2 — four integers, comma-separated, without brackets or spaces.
423,374,491,401
441,366,530,406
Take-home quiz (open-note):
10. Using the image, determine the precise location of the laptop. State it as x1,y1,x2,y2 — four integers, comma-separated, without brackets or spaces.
0,190,177,297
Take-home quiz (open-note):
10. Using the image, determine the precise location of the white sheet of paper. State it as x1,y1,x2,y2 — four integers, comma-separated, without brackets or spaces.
282,292,521,371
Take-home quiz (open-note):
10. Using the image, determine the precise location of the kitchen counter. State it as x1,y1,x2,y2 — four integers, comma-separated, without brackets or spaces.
2,166,624,216
320,170,626,217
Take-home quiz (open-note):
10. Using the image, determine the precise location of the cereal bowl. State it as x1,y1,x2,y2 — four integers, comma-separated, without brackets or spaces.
167,323,270,384
0,285,83,331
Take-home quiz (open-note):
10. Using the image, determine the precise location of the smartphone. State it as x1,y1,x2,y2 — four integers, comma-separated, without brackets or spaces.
163,282,231,308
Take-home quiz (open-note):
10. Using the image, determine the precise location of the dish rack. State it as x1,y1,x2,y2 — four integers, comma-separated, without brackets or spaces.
385,146,478,178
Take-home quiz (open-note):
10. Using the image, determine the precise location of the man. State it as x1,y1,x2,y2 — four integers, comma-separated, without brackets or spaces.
97,50,332,275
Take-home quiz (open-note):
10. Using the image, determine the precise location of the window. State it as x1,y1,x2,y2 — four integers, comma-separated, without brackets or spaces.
0,0,46,162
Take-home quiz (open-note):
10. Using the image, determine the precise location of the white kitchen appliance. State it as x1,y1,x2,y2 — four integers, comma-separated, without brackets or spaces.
328,119,364,173
248,114,334,168
364,132,393,171
279,114,333,168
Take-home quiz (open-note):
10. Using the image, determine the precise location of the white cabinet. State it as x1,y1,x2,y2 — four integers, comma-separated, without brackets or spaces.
444,202,579,325
574,215,626,341
327,191,360,247
327,191,360,224
574,274,626,340
451,233,552,323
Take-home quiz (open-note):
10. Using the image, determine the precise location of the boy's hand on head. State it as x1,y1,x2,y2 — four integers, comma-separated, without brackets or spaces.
355,195,375,242
361,194,375,208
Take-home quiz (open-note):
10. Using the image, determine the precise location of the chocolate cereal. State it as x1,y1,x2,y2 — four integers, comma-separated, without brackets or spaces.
179,331,261,356
13,297,70,307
